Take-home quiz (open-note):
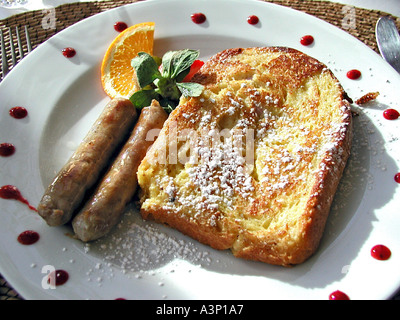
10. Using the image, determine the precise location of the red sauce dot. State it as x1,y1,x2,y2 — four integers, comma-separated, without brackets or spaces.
114,21,128,32
48,270,69,286
371,244,391,260
395,173,400,183
383,108,399,120
62,47,76,58
191,13,206,24
0,185,37,211
300,35,314,46
17,230,40,245
9,106,28,119
346,69,361,80
329,290,350,300
0,143,15,157
0,185,22,200
247,15,259,25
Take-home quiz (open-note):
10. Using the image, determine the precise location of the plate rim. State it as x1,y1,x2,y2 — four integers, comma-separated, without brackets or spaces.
0,0,399,300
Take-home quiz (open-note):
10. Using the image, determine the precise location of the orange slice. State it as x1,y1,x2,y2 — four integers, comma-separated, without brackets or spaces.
101,22,155,99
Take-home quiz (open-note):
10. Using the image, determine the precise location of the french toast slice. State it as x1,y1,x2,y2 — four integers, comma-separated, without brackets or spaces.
137,47,352,266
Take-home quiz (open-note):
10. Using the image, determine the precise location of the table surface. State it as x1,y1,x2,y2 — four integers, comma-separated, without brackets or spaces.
0,0,400,19
332,0,400,17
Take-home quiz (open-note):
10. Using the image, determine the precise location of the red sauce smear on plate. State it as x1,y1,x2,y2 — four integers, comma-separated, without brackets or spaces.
383,108,399,120
114,21,128,32
62,47,76,58
371,244,391,260
17,230,40,245
191,13,206,24
0,143,15,157
329,290,350,300
9,106,28,119
346,69,361,80
0,185,37,211
300,35,314,46
247,15,259,25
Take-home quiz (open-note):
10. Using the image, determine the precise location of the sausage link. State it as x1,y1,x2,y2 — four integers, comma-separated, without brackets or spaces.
38,98,138,226
72,100,168,241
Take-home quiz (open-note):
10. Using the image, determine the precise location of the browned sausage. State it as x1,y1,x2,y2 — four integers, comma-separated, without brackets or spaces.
38,98,138,226
72,100,168,241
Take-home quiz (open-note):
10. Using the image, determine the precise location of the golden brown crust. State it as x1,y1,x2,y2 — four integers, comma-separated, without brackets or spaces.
355,91,379,105
232,109,352,265
138,47,352,266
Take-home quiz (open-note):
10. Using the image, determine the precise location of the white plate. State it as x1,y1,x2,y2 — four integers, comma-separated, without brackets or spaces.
1,0,400,300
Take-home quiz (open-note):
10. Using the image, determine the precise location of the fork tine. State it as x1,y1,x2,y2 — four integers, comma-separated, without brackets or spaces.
16,26,25,59
0,29,9,79
0,26,32,81
9,28,17,67
25,26,32,53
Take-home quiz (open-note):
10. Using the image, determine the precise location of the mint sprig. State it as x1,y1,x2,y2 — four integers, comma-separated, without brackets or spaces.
129,49,204,113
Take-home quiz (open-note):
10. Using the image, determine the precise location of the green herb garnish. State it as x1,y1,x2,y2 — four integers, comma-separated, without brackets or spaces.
130,49,204,113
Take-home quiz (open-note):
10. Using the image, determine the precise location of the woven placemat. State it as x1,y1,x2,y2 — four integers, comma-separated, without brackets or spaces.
1,0,399,300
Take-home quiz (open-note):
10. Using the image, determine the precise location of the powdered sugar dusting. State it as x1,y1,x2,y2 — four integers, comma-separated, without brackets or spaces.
84,208,219,274
147,62,353,231
161,89,260,217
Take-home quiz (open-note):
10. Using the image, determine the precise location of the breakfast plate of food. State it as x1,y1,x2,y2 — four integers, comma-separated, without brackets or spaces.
1,0,399,300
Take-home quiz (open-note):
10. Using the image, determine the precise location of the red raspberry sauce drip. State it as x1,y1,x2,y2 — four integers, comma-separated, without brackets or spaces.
383,108,399,120
114,21,128,32
329,290,350,300
62,47,76,58
346,69,361,80
17,230,40,245
191,13,206,24
371,245,391,260
48,270,69,286
9,106,28,119
300,35,314,46
247,15,259,25
0,185,37,211
0,143,15,157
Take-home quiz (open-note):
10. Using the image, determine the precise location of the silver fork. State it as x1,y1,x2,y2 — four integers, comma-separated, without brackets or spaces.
0,25,32,81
